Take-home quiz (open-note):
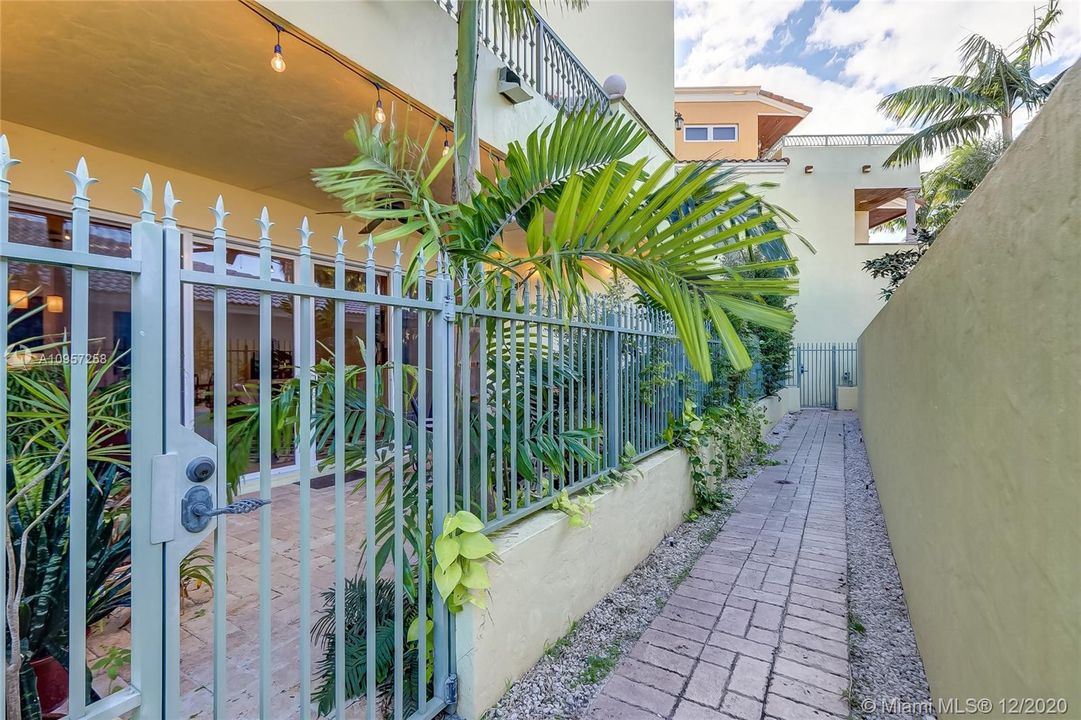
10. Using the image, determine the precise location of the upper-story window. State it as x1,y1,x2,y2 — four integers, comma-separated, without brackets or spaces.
684,125,738,142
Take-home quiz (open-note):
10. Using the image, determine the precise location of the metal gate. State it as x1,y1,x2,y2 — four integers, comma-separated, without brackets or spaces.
2,143,453,719
790,342,858,409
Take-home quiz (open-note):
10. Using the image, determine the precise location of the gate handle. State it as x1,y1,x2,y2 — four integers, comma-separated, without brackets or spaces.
182,485,271,533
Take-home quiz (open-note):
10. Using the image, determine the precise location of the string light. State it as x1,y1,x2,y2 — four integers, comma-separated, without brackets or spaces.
270,24,286,73
374,84,387,124
442,125,451,157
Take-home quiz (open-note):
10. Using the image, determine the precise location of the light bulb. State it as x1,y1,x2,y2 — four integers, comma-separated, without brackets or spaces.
442,140,450,157
374,99,386,125
270,44,286,73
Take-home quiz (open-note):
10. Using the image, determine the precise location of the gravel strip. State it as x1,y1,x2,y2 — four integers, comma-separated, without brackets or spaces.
484,413,797,720
844,414,936,720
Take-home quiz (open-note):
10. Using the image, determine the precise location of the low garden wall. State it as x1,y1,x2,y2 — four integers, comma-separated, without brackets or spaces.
453,447,694,718
454,391,791,717
858,63,1080,716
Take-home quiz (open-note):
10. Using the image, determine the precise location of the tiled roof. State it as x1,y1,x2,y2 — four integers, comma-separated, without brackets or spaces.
759,89,813,113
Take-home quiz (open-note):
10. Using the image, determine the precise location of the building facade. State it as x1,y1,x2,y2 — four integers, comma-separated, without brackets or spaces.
0,3,676,719
675,87,922,346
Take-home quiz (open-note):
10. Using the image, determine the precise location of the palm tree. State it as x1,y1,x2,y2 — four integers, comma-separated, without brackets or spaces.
879,0,1064,166
315,109,801,380
453,0,588,199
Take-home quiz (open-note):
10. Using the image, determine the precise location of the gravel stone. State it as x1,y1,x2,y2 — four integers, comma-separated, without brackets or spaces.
483,414,798,720
844,415,936,720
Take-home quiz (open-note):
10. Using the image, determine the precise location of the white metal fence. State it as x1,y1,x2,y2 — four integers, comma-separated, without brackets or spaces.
2,138,745,720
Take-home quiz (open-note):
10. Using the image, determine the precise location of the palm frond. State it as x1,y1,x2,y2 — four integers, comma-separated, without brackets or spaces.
313,114,457,281
455,108,646,251
883,113,997,167
878,2,1063,164
485,154,799,377
878,84,999,125
1015,0,1062,66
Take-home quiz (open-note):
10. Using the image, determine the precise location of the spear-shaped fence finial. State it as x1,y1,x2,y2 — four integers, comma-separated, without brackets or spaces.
134,174,154,222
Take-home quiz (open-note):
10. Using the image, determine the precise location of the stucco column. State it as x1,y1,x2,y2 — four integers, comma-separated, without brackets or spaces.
904,188,918,242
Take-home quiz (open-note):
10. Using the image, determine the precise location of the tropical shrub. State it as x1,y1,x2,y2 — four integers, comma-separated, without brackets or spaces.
4,339,132,720
314,109,800,380
665,398,770,514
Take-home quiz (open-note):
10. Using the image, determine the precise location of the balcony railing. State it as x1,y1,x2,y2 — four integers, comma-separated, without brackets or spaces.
434,0,610,112
780,133,910,147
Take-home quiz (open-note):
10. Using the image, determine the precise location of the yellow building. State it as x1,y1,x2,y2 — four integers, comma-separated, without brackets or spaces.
675,85,811,161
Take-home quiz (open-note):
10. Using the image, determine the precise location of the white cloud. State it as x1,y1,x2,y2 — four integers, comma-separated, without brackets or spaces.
676,0,1081,165
809,0,1081,91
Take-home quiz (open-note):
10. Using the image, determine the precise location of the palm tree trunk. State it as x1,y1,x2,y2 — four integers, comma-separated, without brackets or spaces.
454,0,481,202
1001,113,1013,143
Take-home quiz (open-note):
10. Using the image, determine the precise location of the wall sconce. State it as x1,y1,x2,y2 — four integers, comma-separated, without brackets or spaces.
8,289,29,309
862,164,871,173
674,111,684,131
804,165,814,174
46,295,64,313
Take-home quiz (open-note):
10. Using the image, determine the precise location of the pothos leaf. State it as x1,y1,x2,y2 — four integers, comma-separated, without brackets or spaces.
457,531,496,560
433,562,462,601
434,534,460,571
459,559,491,590
453,510,485,533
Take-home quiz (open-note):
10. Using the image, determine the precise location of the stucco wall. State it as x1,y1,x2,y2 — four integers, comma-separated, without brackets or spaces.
858,63,1081,716
742,144,920,344
266,0,674,157
540,0,674,155
673,99,777,160
454,448,695,719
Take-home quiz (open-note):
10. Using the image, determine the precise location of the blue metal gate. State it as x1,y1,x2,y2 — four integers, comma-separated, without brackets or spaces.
790,343,858,409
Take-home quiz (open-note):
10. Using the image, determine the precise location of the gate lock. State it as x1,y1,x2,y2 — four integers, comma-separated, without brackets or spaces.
186,456,216,483
181,485,271,533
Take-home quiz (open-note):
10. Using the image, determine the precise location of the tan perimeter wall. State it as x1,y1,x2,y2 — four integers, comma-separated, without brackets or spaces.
858,63,1081,716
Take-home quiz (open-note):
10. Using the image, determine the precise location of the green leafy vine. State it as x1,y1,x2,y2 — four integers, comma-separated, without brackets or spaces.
433,510,499,613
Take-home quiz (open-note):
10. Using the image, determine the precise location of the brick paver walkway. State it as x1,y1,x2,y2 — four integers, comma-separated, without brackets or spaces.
587,410,849,720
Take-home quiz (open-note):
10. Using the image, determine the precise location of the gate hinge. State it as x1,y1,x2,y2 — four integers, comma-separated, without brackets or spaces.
444,673,458,705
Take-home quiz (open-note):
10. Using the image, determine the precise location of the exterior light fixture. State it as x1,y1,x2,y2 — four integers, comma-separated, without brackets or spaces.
602,74,627,101
270,24,286,73
46,295,64,313
374,84,387,124
8,289,29,309
441,125,451,157
674,111,684,131
804,165,814,174
862,164,871,173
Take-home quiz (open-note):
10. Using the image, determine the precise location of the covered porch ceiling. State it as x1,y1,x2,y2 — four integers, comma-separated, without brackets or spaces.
855,187,922,230
0,1,492,213
757,115,805,157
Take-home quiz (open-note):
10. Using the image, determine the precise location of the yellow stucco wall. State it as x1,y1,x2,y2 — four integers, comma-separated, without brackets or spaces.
673,99,778,160
454,447,695,719
741,145,920,344
858,63,1081,716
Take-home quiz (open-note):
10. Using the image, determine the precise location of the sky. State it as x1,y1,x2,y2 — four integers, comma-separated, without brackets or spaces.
675,0,1081,158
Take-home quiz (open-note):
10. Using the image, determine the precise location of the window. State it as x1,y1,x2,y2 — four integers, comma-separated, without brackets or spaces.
684,126,709,141
7,206,133,375
683,125,739,142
